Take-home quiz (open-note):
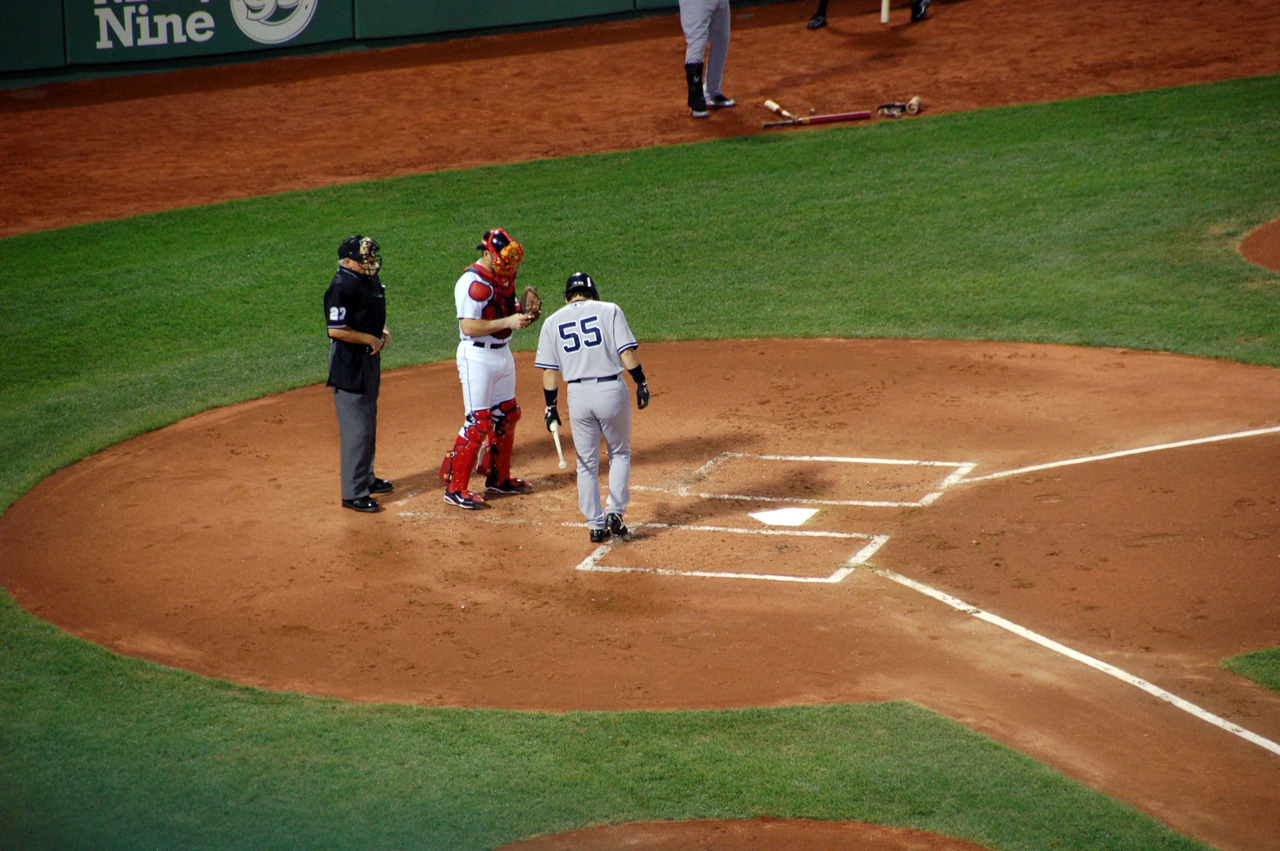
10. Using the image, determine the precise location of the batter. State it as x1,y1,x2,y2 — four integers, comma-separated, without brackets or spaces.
536,272,650,543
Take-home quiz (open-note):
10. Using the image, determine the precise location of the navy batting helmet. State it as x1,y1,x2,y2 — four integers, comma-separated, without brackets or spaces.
564,272,599,301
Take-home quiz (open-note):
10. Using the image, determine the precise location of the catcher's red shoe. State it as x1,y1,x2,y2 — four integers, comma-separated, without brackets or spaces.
485,476,532,495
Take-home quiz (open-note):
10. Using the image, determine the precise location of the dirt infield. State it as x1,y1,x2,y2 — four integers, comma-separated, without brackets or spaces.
3,1,1280,850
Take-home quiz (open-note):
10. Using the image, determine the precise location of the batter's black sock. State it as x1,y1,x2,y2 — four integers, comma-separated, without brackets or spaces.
685,62,707,116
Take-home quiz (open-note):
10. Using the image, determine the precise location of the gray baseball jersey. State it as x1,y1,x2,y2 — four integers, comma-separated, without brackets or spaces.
534,300,638,381
535,300,639,529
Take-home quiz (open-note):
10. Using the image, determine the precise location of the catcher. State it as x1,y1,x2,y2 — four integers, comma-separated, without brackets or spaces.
439,228,543,509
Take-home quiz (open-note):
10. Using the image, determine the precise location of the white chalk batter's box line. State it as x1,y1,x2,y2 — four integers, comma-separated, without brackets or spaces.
632,453,977,508
571,523,891,584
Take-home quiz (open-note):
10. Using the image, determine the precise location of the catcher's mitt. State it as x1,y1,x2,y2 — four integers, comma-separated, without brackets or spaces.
520,286,543,320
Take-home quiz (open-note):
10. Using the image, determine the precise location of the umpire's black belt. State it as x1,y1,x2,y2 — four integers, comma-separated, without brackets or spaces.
472,340,507,349
568,374,618,384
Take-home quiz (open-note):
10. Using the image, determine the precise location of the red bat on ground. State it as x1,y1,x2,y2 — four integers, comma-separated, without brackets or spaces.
762,109,872,129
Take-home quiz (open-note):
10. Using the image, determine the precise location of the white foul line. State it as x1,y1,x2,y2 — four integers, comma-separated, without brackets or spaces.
876,568,1280,758
965,425,1280,483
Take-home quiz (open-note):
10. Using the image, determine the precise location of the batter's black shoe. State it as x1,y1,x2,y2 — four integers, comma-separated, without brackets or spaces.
807,12,826,28
589,527,610,544
706,94,736,110
911,0,930,22
369,477,394,495
342,496,381,513
606,513,629,538
685,62,708,118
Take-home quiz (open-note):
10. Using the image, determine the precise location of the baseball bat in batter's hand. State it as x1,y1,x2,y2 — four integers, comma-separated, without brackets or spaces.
550,421,567,469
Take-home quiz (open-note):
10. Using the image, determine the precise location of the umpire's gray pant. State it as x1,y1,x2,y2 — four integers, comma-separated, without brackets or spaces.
680,0,731,97
332,363,380,501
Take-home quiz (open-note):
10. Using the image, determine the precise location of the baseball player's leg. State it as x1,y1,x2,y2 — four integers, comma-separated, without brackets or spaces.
808,0,829,29
598,384,632,521
442,345,498,506
679,0,711,117
703,0,732,101
679,0,712,64
487,399,531,494
442,410,492,507
568,388,607,536
484,354,529,493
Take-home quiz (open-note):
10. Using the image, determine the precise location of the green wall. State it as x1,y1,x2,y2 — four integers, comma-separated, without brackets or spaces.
1,2,64,73
63,0,354,65
355,0,634,40
1,0,690,78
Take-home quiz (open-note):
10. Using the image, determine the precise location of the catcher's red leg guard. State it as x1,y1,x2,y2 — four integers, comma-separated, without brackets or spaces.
486,400,530,493
442,411,494,497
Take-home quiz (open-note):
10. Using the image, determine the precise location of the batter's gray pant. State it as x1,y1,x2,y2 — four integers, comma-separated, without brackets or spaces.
680,0,731,98
567,378,632,530
332,364,380,501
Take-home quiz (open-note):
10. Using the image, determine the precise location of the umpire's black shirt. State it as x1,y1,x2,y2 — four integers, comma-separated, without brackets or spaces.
324,265,386,393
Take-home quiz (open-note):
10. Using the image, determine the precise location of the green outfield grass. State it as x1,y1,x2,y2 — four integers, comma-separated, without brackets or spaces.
2,74,1278,850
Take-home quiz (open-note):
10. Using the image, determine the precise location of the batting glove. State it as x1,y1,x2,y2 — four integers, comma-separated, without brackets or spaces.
544,405,561,431
636,382,650,410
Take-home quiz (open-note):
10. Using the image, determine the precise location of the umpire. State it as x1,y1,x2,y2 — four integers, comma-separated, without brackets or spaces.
325,235,393,513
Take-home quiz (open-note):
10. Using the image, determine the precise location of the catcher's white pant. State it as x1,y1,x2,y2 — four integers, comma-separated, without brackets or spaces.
567,377,632,529
679,0,731,98
455,341,516,415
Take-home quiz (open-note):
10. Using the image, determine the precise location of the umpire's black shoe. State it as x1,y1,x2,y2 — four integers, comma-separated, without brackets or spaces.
606,513,629,539
589,527,611,544
369,477,394,495
807,12,826,29
911,0,930,22
342,496,381,513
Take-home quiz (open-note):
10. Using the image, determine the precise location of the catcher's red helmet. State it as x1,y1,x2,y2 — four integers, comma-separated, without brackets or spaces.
477,228,522,281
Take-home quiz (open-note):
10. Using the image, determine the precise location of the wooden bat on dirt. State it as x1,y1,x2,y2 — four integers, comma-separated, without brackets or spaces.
762,99,872,129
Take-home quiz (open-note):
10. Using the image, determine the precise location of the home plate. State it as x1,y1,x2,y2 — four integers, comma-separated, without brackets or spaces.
749,507,818,526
